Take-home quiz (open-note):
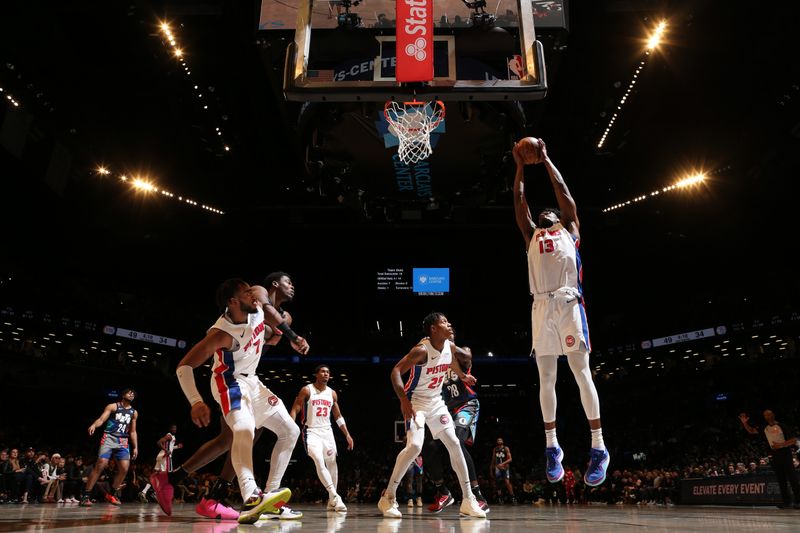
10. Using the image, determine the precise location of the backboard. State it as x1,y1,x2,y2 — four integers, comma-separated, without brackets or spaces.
260,0,561,102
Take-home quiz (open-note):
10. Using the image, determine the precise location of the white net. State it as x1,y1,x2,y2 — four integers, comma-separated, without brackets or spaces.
385,100,445,165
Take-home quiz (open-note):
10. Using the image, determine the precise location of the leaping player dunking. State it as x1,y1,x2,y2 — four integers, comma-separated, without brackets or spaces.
513,137,610,487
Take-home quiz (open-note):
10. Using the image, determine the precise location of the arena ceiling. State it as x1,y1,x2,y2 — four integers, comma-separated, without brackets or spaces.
1,0,798,345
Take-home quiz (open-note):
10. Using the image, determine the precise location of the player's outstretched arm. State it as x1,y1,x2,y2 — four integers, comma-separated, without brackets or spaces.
88,403,117,435
176,328,234,428
251,285,309,355
539,141,580,237
157,433,172,451
512,141,536,249
289,386,310,422
129,411,138,460
450,342,477,386
501,446,513,467
332,391,354,450
391,344,428,422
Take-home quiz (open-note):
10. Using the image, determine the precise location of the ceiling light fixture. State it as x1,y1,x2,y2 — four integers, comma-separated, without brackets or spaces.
92,164,225,215
597,20,668,149
157,19,231,155
603,172,706,213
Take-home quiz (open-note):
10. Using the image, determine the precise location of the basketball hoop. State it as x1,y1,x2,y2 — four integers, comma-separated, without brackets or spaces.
384,99,446,165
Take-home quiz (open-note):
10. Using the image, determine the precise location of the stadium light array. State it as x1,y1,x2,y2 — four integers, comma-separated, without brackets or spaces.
93,164,225,214
597,20,668,149
2,87,21,108
603,172,706,213
157,21,230,154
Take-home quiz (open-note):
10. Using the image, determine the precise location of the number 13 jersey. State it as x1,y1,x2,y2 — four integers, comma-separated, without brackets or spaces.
527,222,583,297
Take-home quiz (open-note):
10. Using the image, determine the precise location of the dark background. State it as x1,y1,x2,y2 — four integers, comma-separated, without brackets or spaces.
1,0,797,350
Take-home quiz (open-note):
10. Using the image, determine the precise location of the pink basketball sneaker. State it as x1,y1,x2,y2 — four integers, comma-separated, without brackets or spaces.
196,497,240,521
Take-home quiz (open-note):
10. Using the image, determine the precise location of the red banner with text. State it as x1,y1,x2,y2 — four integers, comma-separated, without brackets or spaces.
396,0,434,82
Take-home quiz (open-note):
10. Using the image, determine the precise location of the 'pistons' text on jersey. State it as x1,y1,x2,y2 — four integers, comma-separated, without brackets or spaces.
404,339,452,402
302,384,334,429
528,222,583,297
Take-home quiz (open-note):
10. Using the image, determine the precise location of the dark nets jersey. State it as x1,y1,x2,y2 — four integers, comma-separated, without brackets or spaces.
441,368,478,410
494,446,508,465
103,403,135,437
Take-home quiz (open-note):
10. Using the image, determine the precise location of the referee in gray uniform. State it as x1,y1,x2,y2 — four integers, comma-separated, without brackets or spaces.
739,410,800,509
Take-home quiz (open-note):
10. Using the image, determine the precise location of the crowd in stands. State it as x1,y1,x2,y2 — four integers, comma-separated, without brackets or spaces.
0,448,87,504
2,432,797,507
3,302,799,509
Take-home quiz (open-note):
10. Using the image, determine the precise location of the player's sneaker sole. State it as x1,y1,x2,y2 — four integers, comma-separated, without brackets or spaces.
584,449,610,487
459,497,487,518
149,472,174,516
195,497,240,521
257,506,304,520
428,494,454,514
238,487,292,524
546,446,565,483
378,495,402,518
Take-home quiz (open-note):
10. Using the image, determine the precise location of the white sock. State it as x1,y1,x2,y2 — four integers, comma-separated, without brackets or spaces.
439,428,475,500
591,428,605,450
262,410,301,492
545,428,559,448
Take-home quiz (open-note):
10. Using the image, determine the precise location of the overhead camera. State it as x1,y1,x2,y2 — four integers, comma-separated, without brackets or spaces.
463,0,496,27
337,12,362,29
334,0,362,29
471,12,496,26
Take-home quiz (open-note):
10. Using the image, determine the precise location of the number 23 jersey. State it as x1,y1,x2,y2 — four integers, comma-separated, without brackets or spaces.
303,384,334,429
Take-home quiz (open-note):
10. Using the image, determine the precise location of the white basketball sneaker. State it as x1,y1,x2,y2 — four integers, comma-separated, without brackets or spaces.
328,494,347,512
459,496,487,518
378,495,402,518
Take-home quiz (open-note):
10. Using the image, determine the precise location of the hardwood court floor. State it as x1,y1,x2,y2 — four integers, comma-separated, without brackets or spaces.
0,502,797,532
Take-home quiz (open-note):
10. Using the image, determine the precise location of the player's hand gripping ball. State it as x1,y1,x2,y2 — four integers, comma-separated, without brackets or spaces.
518,137,544,164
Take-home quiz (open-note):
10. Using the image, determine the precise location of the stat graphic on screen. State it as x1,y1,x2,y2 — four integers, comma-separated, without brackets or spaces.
376,267,450,296
412,268,450,295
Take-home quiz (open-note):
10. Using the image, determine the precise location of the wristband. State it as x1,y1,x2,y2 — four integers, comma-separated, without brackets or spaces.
176,365,203,406
277,322,299,342
336,417,346,428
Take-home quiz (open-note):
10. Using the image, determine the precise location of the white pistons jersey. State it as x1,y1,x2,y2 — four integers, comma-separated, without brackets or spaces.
404,339,452,403
303,384,334,429
209,306,266,378
527,222,583,297
163,433,176,455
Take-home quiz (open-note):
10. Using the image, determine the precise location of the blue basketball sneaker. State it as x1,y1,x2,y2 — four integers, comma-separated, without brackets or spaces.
545,446,565,483
584,448,610,487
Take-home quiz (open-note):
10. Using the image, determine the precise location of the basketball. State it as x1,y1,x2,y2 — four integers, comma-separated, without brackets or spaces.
521,137,544,164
